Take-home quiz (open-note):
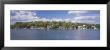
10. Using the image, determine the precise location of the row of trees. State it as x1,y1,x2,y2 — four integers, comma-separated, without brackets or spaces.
11,21,100,29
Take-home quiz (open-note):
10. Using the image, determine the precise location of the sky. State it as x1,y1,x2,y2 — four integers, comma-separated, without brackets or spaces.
10,10,100,25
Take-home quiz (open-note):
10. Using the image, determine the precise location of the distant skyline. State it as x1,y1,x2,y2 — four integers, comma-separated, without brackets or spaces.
10,10,100,25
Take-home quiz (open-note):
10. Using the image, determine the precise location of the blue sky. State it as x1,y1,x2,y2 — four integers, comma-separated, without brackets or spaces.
10,10,100,25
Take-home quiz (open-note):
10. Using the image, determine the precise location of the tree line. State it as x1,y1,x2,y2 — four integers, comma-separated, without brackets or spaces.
11,21,100,29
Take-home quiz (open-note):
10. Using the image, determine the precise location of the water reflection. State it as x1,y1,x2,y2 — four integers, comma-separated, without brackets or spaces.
74,30,82,40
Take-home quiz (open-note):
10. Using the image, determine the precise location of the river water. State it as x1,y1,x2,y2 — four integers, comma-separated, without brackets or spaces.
11,29,100,40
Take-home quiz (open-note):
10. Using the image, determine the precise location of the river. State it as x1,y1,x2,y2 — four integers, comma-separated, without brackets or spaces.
11,29,100,40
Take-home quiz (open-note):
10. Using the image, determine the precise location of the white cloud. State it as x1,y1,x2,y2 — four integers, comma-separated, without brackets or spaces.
11,10,99,24
73,16,98,20
72,16,99,24
11,10,65,24
51,18,63,22
39,18,50,21
68,11,88,15
11,10,39,24
67,10,99,24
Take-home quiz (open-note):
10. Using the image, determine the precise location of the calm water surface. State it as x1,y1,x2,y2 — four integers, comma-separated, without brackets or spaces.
11,29,100,40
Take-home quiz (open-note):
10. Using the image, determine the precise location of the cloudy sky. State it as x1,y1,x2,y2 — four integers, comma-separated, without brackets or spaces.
10,10,100,25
